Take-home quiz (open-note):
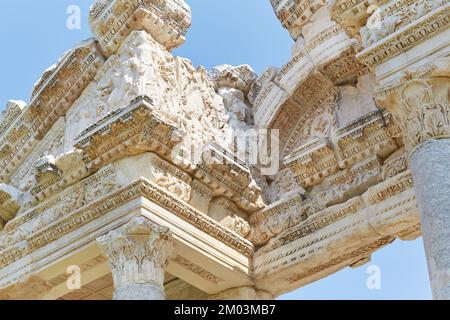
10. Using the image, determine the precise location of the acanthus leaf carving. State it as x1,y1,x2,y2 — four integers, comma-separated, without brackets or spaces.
377,57,450,152
96,217,173,298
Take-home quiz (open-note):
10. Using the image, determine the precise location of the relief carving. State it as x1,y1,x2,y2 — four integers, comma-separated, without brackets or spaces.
377,58,450,152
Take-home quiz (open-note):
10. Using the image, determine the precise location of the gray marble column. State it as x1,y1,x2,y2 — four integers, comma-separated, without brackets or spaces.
377,59,450,299
410,139,450,300
97,217,173,300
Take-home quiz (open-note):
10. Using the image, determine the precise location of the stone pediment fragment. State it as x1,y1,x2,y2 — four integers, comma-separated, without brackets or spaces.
356,1,449,68
0,39,103,183
89,0,192,56
2,0,447,301
284,137,339,188
0,101,26,138
75,95,181,170
329,0,390,39
0,184,21,222
334,109,400,168
250,193,324,245
195,143,265,212
270,0,328,40
208,65,258,94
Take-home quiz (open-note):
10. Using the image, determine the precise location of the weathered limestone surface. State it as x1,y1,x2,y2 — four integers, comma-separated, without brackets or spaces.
89,0,192,55
97,217,173,300
410,140,450,300
208,286,273,300
328,0,450,299
0,0,448,300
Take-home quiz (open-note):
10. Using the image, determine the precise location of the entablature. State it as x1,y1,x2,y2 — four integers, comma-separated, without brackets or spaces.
356,1,449,69
0,40,104,184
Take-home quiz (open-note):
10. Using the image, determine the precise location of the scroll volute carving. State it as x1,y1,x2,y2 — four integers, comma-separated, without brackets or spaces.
378,58,450,152
97,217,173,290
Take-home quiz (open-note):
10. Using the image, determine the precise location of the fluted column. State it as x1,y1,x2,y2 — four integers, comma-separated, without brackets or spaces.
97,217,173,300
378,58,450,299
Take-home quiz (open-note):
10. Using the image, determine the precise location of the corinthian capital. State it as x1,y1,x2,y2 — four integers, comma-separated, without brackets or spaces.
377,58,450,153
97,217,173,300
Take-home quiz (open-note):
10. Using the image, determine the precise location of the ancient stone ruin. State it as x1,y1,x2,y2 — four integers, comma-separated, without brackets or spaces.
0,0,449,300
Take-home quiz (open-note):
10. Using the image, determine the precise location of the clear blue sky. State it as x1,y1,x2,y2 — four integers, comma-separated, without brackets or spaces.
0,0,432,300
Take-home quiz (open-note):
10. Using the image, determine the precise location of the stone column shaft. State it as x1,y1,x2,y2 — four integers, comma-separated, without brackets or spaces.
97,217,173,300
410,139,450,299
379,58,450,299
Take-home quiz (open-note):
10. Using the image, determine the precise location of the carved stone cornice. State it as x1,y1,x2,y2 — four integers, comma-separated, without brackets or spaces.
362,170,413,205
97,217,173,299
0,184,21,222
376,58,450,153
0,40,104,183
270,0,328,40
0,174,253,276
26,150,88,205
284,138,339,188
192,143,265,213
0,101,25,138
334,109,400,167
36,94,261,229
72,96,263,213
75,96,180,171
172,255,224,285
261,196,363,251
89,0,192,56
29,41,104,140
329,0,390,38
318,47,368,84
254,176,419,294
250,193,324,245
356,2,449,68
255,153,410,251
208,64,257,94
